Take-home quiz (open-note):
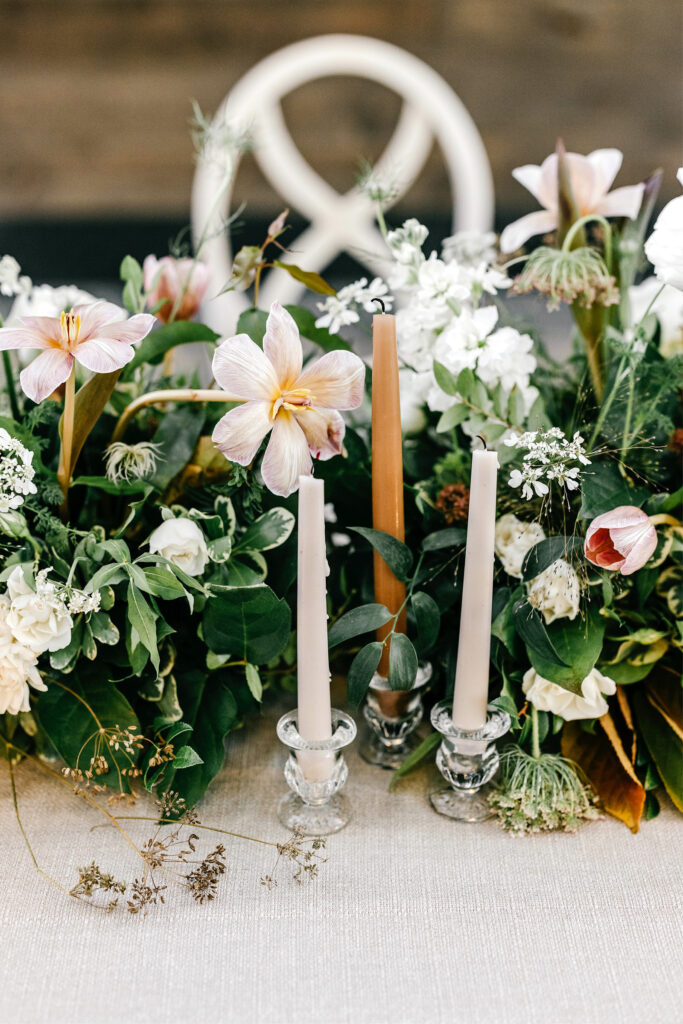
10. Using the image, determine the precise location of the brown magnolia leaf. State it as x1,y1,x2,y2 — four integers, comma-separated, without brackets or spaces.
165,436,231,503
632,690,683,812
562,716,645,832
616,687,637,763
647,675,683,741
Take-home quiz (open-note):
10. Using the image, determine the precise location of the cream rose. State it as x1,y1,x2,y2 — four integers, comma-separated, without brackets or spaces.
0,597,46,714
526,558,580,624
148,518,209,577
522,666,616,721
494,513,545,578
6,566,73,654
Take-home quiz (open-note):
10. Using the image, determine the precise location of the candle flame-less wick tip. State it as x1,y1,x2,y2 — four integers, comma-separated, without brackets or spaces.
371,297,386,314
476,434,488,450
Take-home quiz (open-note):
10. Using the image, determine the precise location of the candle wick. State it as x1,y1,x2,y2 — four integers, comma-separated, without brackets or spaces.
476,434,488,450
371,297,386,314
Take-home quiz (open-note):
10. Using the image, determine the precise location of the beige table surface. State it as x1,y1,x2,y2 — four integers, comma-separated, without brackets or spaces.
1,694,682,1024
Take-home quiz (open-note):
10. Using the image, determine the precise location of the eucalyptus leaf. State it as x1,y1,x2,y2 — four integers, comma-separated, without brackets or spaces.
350,526,413,581
521,536,584,580
388,633,418,691
422,528,467,552
411,592,440,654
328,603,393,648
245,663,263,702
347,641,383,708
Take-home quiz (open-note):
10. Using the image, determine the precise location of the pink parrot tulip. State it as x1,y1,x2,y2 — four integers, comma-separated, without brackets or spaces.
584,505,657,575
212,301,365,497
143,255,211,323
0,301,156,403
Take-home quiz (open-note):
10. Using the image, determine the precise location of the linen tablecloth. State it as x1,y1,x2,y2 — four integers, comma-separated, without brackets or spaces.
1,694,681,1024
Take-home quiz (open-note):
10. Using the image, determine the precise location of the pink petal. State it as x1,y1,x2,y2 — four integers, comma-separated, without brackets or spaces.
142,255,161,293
261,411,312,496
91,313,156,346
511,164,549,207
20,350,74,403
596,184,645,221
586,149,623,201
75,301,128,335
619,525,658,575
211,400,273,464
0,324,53,351
295,350,366,410
585,505,649,541
75,338,135,373
263,302,302,388
564,153,599,215
212,334,279,401
499,210,558,253
297,407,345,460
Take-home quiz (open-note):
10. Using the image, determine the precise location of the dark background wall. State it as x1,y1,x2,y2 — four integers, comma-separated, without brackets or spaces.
1,0,680,278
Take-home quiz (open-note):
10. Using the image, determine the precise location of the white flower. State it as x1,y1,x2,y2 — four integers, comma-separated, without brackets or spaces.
0,639,46,715
6,283,99,325
148,518,209,577
527,559,580,624
357,163,400,205
399,369,429,436
494,513,546,578
0,428,37,512
67,590,101,615
6,566,73,655
644,168,683,291
522,666,616,721
442,231,498,268
416,256,470,327
315,278,393,335
629,275,683,358
0,256,31,298
505,429,590,500
386,218,429,265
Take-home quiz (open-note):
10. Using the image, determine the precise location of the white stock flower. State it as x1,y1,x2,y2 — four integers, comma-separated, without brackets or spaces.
644,168,683,291
315,278,392,335
148,518,209,577
6,566,73,655
0,597,46,714
0,428,37,512
0,256,31,298
494,513,546,578
527,558,580,624
629,276,683,358
6,283,99,326
399,369,429,436
522,666,616,721
442,231,497,268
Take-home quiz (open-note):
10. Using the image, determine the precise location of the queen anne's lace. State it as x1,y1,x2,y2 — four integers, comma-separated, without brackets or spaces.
0,428,37,512
504,428,591,500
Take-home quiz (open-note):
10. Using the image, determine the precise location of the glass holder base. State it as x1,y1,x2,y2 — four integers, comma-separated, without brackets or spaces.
277,791,352,836
430,784,495,822
359,727,425,770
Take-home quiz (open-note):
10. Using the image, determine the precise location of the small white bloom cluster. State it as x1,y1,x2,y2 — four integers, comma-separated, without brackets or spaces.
315,277,393,335
0,428,38,512
504,428,591,500
0,255,31,298
357,163,400,205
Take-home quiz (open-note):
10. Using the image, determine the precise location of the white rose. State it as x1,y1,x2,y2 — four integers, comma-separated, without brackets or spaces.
148,518,209,577
6,566,73,655
527,558,580,624
644,168,683,291
494,513,546,578
0,596,46,714
522,666,616,722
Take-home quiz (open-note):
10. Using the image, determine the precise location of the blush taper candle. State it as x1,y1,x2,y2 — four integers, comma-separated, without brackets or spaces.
371,309,407,677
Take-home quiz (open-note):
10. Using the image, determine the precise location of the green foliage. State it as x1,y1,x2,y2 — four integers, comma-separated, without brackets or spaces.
126,322,220,373
579,460,650,520
350,526,413,581
521,536,584,579
202,585,291,663
328,603,392,648
388,633,418,691
272,261,336,296
347,642,383,708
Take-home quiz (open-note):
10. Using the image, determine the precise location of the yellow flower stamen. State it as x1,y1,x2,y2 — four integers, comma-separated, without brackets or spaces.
271,386,313,420
59,310,81,350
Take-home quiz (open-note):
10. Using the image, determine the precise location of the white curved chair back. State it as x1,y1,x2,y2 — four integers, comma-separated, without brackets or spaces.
192,34,494,335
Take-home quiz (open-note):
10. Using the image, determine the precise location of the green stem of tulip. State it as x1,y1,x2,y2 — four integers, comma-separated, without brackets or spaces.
531,705,541,760
1,350,20,422
58,365,76,519
620,373,635,465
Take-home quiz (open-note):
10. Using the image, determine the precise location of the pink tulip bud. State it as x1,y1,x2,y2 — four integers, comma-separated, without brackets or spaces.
143,255,211,324
584,505,657,575
267,209,289,238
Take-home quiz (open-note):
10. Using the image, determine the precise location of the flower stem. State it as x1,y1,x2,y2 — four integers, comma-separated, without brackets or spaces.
620,372,636,465
587,355,626,451
531,705,541,760
1,350,20,421
58,364,77,519
562,214,613,272
111,387,241,443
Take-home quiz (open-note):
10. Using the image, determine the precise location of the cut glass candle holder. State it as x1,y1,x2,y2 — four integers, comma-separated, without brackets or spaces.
276,708,357,836
429,700,511,822
360,662,432,769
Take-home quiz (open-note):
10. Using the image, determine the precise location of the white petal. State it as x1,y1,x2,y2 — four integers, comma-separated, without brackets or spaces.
595,184,645,221
511,164,548,206
211,400,272,464
295,350,366,409
263,301,302,387
20,350,74,403
75,300,128,334
586,149,623,199
298,407,345,460
75,338,135,373
499,210,558,253
212,334,279,401
260,412,312,496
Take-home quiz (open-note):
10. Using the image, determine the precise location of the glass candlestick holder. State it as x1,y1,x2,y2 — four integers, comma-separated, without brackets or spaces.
360,662,432,769
276,708,357,836
429,700,511,822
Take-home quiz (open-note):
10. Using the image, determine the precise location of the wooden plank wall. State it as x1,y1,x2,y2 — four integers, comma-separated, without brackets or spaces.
0,0,680,220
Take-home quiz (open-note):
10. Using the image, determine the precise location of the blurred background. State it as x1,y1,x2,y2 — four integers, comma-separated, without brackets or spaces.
0,0,680,285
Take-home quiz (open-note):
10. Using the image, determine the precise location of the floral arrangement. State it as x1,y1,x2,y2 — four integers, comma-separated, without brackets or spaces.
0,119,681,911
